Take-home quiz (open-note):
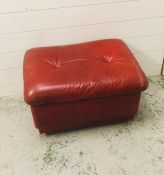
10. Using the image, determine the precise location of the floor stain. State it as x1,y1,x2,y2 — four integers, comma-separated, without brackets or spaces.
42,144,54,165
40,133,97,175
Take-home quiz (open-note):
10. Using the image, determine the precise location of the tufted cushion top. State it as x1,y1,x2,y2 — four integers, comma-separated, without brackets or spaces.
23,39,148,105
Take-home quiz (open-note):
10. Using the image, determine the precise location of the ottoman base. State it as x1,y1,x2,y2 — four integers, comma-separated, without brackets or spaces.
31,92,141,134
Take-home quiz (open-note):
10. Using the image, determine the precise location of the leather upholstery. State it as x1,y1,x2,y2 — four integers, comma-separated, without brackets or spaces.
23,39,148,133
24,39,148,105
31,92,141,134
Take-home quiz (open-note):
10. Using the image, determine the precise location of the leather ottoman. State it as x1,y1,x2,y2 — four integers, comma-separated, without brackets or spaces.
23,39,148,134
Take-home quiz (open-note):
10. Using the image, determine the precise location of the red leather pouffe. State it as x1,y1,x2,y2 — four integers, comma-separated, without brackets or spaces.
23,39,148,134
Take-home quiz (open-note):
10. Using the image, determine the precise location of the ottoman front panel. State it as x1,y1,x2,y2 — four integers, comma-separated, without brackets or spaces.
31,93,141,134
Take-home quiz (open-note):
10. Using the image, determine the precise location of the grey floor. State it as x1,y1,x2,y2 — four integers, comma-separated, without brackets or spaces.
0,76,164,175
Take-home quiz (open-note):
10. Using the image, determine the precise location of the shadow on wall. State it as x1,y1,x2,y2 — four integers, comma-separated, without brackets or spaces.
129,46,162,76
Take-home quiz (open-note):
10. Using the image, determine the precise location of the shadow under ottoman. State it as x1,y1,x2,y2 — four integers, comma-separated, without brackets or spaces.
23,39,148,134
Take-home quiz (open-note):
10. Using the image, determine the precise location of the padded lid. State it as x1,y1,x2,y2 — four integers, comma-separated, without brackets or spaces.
23,39,148,105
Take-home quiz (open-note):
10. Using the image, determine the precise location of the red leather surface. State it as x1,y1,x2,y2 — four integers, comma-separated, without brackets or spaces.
31,93,141,134
24,39,148,105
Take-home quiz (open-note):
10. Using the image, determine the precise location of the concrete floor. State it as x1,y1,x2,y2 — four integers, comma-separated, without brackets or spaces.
0,76,164,175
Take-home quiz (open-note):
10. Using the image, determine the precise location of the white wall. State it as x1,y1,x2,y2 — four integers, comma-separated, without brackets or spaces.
0,0,164,97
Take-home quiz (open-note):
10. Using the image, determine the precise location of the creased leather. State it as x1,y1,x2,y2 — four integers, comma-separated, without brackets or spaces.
23,39,148,105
